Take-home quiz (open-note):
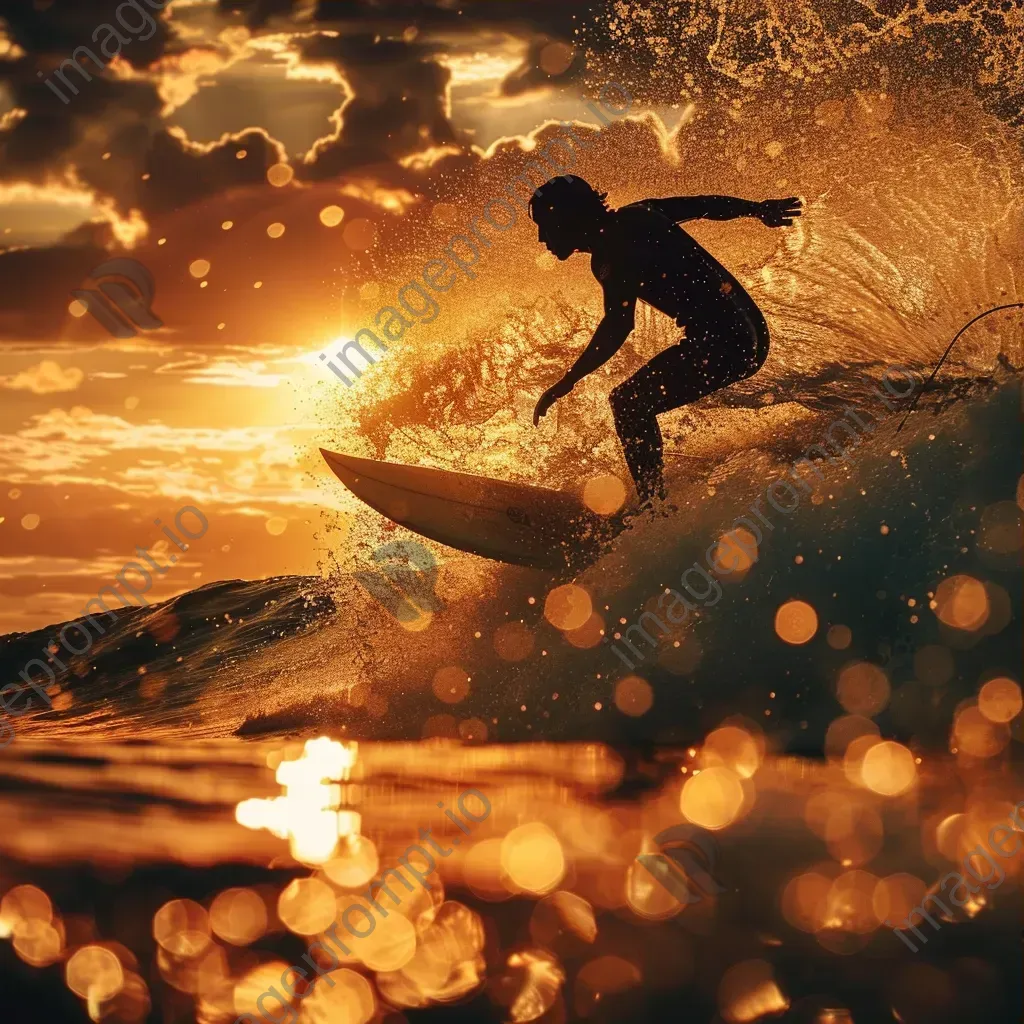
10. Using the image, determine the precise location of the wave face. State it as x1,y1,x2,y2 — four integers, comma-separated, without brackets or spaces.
6,371,1021,753
2,577,336,743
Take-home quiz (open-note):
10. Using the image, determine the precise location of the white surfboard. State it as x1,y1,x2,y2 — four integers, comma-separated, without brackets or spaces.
320,448,621,571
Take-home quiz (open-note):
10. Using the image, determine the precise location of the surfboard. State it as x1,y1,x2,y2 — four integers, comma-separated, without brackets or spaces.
320,448,622,571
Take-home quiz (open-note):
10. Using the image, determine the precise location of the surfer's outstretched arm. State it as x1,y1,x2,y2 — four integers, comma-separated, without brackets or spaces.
646,195,801,227
533,281,636,425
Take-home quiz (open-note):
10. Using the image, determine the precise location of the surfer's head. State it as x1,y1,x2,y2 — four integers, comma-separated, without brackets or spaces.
529,175,610,260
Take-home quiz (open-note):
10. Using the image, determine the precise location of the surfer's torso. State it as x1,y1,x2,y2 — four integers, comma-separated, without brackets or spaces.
591,200,767,346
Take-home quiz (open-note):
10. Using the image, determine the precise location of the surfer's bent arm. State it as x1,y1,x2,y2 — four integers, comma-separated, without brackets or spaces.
532,282,636,425
646,195,802,227
562,303,635,389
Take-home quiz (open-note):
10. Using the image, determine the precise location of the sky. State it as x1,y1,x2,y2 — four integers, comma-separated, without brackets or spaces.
0,0,1020,633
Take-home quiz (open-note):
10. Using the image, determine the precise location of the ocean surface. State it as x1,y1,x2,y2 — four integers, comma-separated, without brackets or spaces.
1,364,1021,1023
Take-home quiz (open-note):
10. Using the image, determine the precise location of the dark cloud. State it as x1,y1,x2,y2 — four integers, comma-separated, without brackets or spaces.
499,36,584,98
139,127,287,215
1,0,1018,346
2,1,172,68
297,32,461,178
0,243,108,339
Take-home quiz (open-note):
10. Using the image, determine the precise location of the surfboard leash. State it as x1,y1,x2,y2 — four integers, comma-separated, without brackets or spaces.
896,302,1024,433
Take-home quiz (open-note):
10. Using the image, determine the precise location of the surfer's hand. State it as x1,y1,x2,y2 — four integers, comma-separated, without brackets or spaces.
533,380,572,425
758,197,801,227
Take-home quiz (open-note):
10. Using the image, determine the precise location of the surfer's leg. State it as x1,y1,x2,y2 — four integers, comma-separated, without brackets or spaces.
609,321,767,503
609,345,694,504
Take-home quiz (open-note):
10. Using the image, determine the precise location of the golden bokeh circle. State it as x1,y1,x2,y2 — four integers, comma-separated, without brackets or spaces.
978,677,1022,723
711,528,758,574
501,823,566,894
582,474,627,515
494,621,535,662
319,205,345,227
836,662,891,717
564,611,605,649
614,675,653,716
266,163,294,187
702,725,761,778
432,665,470,704
544,584,592,631
934,574,989,630
209,888,268,947
860,741,917,796
774,600,818,644
66,944,125,1001
679,766,744,830
826,624,852,649
277,877,337,936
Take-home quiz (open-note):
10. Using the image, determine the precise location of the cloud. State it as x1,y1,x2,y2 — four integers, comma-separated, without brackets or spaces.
1,359,84,394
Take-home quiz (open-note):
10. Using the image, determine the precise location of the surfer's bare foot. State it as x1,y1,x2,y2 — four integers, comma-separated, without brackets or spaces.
639,494,678,518
621,489,677,526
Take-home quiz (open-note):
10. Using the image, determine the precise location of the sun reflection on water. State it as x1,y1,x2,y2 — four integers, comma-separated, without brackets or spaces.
235,737,360,864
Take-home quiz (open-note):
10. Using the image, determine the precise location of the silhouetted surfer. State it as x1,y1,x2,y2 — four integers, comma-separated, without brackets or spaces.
530,175,801,505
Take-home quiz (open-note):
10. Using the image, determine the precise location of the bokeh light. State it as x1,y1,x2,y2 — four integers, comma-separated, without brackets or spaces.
320,205,345,227
774,600,818,644
952,704,1010,757
614,675,653,716
502,824,565,894
433,665,470,704
298,967,376,1022
718,959,789,1023
543,584,592,631
860,741,917,796
978,677,1022,723
978,500,1023,555
574,956,642,1017
323,834,380,889
933,574,990,630
711,527,758,574
564,611,605,649
0,884,52,937
701,725,762,778
266,163,294,187
491,948,564,1023
680,766,745,830
582,474,627,514
826,624,852,649
493,622,535,661
209,888,268,947
873,873,928,928
66,944,125,1002
278,877,337,936
836,662,890,716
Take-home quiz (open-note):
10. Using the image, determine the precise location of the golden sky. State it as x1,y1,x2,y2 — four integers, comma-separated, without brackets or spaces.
1,0,1020,633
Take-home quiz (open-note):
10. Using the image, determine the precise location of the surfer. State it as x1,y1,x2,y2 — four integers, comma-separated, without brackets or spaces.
530,176,801,505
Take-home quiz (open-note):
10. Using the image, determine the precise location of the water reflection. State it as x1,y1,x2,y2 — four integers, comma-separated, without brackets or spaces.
0,735,1020,1022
